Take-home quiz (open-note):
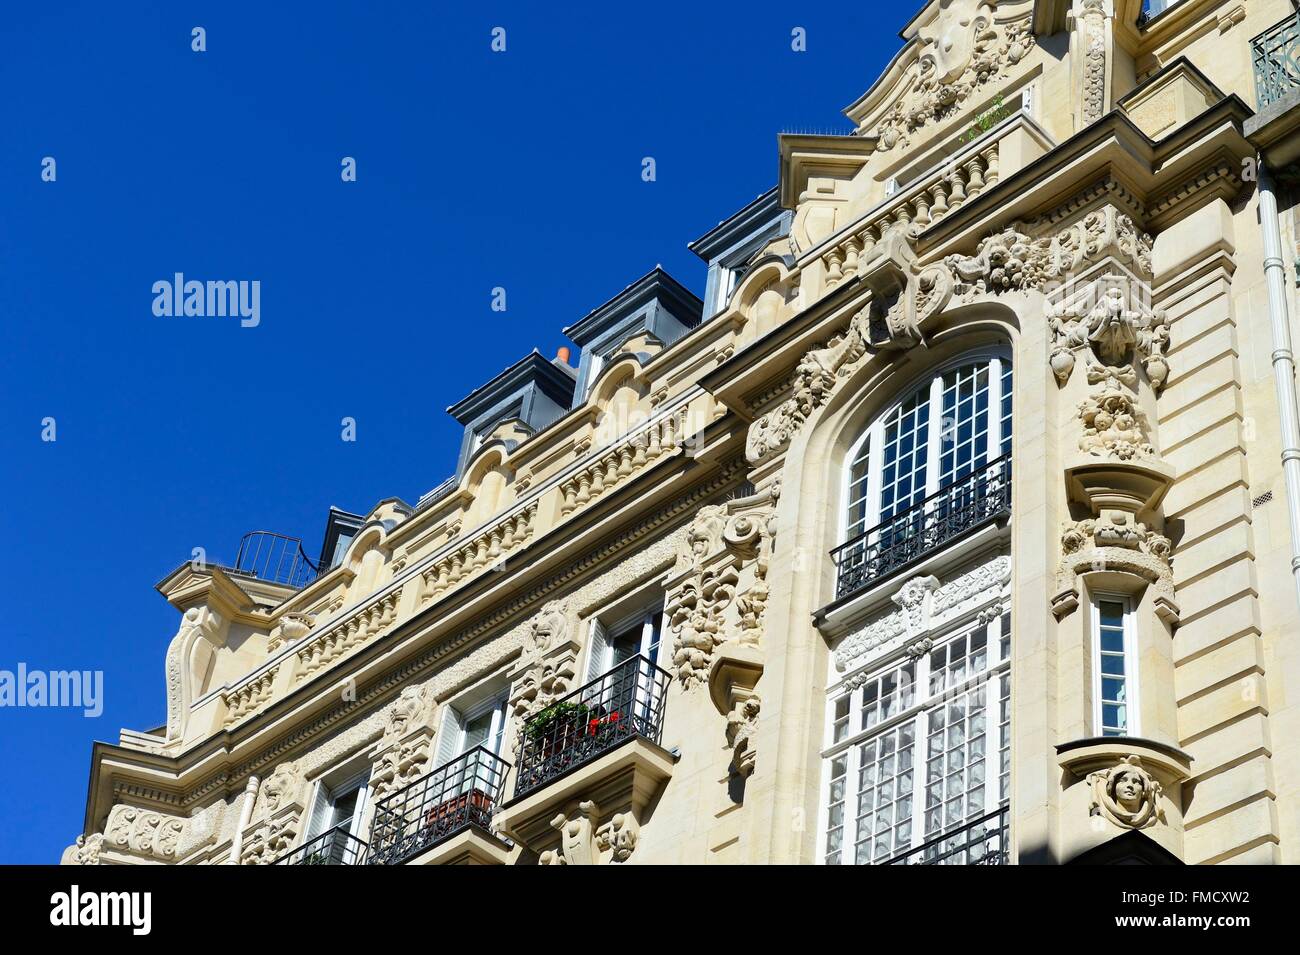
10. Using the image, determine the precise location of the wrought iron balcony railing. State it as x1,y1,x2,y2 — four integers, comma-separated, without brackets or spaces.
367,746,511,865
513,654,670,799
1253,11,1300,111
274,823,368,865
218,531,321,589
885,805,1010,865
832,454,1011,601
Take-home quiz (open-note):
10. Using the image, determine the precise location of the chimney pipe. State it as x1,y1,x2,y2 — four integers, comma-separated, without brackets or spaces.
555,346,572,365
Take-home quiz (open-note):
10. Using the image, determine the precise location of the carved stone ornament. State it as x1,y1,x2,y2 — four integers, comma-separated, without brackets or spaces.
103,805,189,863
268,610,314,654
240,813,299,865
164,605,225,743
869,4,1034,153
538,800,641,865
834,555,1011,674
61,833,104,866
1072,0,1109,125
1053,512,1176,622
1077,389,1154,460
370,684,439,800
747,230,951,464
726,696,761,779
666,483,780,687
945,205,1152,301
1087,755,1164,829
1048,278,1170,395
255,760,305,821
508,600,580,721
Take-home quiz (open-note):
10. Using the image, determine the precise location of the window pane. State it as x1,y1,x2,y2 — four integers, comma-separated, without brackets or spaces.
940,363,992,489
879,389,930,522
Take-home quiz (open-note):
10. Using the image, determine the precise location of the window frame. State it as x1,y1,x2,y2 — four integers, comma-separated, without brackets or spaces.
306,762,372,852
817,612,1011,865
1091,593,1139,738
839,351,1010,548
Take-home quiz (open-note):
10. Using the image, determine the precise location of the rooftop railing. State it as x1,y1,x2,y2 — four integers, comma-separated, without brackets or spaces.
1253,11,1300,111
367,746,511,865
832,454,1011,602
885,805,1010,865
513,654,670,799
221,531,321,589
273,823,368,865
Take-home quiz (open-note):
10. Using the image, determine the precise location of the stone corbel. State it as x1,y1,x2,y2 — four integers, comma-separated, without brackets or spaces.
538,799,642,865
1056,737,1193,861
708,642,764,781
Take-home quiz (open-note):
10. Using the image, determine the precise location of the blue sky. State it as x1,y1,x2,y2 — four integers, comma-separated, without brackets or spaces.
0,1,894,863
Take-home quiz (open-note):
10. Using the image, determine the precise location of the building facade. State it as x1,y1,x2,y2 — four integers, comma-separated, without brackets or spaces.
63,0,1300,866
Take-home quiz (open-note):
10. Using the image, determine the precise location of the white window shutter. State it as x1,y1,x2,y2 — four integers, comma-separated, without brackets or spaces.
586,619,610,681
306,782,331,838
434,705,463,768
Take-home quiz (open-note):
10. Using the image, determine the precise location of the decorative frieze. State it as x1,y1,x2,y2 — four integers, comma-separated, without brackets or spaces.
946,205,1152,300
103,805,188,862
295,586,403,682
834,555,1011,675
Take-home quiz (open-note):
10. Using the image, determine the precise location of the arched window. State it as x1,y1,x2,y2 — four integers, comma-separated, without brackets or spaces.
837,354,1011,597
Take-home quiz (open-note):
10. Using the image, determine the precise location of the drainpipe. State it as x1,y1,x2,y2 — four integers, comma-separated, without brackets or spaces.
228,775,260,865
1258,159,1300,610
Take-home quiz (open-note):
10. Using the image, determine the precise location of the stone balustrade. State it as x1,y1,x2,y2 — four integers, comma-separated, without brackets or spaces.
295,586,404,682
420,502,539,605
559,409,686,517
822,142,1001,289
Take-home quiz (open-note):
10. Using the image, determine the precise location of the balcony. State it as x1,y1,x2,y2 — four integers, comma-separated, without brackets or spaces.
832,455,1011,603
1253,11,1300,112
1247,11,1300,170
497,655,676,862
367,747,511,865
885,806,1009,865
513,654,670,798
274,824,368,865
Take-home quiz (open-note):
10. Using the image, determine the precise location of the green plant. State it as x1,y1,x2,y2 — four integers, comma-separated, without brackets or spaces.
961,95,1008,144
524,700,592,741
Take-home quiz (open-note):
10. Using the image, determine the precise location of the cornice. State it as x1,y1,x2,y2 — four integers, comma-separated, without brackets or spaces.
916,99,1251,259
82,457,748,830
